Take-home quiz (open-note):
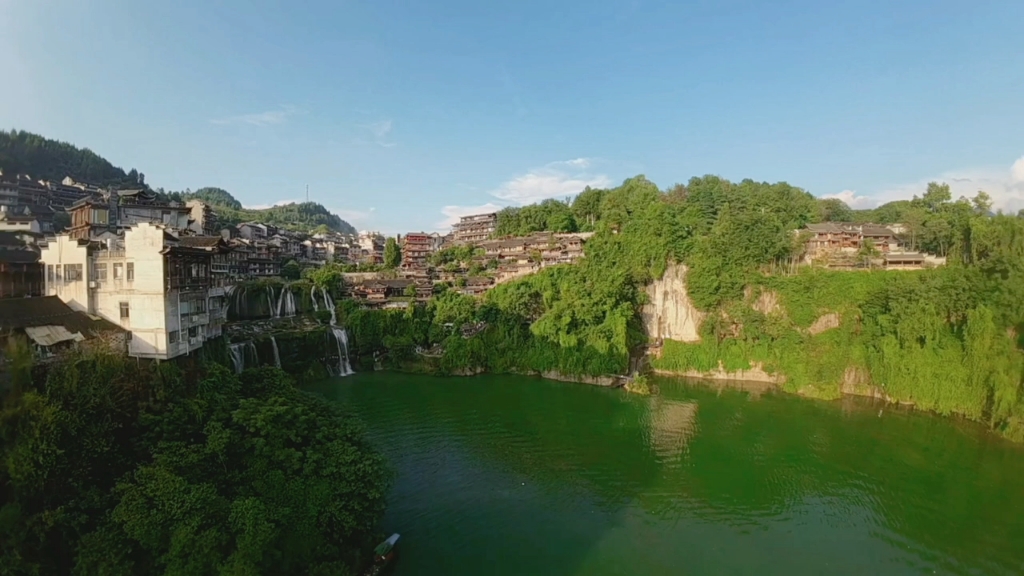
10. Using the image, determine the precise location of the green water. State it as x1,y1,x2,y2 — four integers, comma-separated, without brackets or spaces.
307,373,1024,575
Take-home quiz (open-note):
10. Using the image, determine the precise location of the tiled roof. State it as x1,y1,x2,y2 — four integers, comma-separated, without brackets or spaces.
0,296,122,334
177,235,225,248
0,250,40,264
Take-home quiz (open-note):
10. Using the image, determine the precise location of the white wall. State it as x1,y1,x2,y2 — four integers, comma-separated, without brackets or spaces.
39,235,91,311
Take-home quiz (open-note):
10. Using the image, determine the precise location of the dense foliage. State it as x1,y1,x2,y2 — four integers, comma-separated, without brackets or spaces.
0,130,145,188
342,174,1024,440
0,353,390,575
383,237,401,269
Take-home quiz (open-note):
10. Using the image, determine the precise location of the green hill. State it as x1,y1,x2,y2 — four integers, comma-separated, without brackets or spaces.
0,129,144,188
0,130,356,234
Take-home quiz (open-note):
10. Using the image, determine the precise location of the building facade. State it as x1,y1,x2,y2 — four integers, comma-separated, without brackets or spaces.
39,223,228,360
452,212,497,244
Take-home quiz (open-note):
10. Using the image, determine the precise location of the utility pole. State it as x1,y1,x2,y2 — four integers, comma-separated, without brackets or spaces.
306,184,309,203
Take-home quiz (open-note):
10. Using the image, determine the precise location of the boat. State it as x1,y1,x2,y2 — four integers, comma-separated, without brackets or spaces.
362,533,400,576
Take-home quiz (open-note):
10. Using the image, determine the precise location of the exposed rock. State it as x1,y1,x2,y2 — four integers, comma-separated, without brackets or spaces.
748,288,782,316
641,263,704,343
540,370,623,387
652,361,785,385
807,312,841,335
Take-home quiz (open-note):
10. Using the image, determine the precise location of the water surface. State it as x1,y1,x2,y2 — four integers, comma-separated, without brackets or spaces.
307,373,1024,575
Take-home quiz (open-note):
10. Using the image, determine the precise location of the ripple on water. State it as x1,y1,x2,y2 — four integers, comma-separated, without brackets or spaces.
309,373,1024,576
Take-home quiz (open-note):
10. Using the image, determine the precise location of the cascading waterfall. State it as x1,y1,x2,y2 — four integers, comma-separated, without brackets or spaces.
319,286,353,377
266,286,275,319
311,285,319,312
329,327,354,376
228,342,246,374
273,285,296,318
270,336,281,368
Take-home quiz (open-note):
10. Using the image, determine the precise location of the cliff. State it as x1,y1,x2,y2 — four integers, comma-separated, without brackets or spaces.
641,263,704,343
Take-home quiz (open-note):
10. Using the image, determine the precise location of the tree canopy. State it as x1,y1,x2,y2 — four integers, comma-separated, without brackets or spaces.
0,354,390,575
0,130,144,187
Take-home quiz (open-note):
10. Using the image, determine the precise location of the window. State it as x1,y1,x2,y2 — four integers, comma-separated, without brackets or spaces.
47,264,54,286
126,262,134,281
55,265,62,283
119,301,129,319
188,326,198,338
113,263,123,280
193,299,207,313
94,262,108,281
168,330,179,344
63,264,82,282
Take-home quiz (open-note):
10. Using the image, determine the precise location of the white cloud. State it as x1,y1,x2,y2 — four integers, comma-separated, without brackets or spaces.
436,202,505,230
358,119,396,147
244,199,300,210
827,155,1024,214
823,190,876,209
210,105,298,127
332,208,374,227
489,158,611,205
434,158,611,232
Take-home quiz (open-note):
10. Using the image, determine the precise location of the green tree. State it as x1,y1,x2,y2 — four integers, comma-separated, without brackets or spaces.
281,259,301,280
404,284,417,298
52,210,71,232
815,198,854,222
858,238,881,269
383,237,401,269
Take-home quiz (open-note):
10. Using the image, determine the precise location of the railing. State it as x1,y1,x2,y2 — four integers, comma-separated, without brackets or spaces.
92,250,126,259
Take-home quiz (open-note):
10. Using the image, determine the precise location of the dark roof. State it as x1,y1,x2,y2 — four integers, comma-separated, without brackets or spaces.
178,235,225,248
884,252,925,262
0,232,26,247
0,250,40,264
861,224,896,237
0,296,123,334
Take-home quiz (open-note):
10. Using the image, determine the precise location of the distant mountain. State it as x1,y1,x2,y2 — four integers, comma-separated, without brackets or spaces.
0,130,356,234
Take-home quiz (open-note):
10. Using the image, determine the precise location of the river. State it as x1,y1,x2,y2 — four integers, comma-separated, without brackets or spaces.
307,372,1024,575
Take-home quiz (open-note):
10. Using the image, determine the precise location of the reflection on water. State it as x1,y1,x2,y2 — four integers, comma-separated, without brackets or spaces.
308,373,1024,576
645,397,699,465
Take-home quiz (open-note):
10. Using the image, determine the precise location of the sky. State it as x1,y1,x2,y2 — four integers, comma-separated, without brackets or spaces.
1,0,1022,233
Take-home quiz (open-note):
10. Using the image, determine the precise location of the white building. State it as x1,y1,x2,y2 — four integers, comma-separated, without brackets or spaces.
39,222,230,360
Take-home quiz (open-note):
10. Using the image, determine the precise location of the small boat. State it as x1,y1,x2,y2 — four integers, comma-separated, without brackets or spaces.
362,533,400,576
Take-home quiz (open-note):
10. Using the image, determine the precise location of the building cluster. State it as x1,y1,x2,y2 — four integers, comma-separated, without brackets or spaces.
345,216,595,307
802,222,944,269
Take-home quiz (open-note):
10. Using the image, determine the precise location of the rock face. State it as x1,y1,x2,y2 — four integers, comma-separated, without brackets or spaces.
652,361,785,386
641,263,704,343
807,312,841,335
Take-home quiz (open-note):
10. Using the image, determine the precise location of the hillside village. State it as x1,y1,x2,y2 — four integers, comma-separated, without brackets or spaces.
0,167,943,364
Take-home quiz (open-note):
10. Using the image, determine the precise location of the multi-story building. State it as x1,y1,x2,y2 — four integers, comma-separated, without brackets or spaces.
401,232,434,271
452,212,497,244
67,189,191,241
0,249,43,298
358,231,385,264
186,199,219,236
39,223,230,360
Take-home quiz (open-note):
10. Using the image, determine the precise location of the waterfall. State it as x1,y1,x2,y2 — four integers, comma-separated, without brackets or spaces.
319,286,353,377
229,343,246,374
284,290,296,317
311,285,319,312
322,287,338,325
270,336,281,368
329,327,354,376
266,286,275,319
246,341,259,367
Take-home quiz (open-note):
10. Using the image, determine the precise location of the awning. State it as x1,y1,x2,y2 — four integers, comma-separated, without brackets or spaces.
24,325,85,347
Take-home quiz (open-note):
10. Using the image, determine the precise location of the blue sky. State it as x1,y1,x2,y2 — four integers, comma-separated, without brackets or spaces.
2,0,1022,233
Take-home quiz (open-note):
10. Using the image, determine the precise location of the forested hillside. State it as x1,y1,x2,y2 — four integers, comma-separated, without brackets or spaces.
0,130,356,234
163,187,357,234
0,130,145,188
337,175,1024,440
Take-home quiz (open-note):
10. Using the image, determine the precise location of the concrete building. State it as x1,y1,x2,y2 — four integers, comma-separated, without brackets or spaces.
39,223,229,360
187,199,219,236
452,212,497,244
